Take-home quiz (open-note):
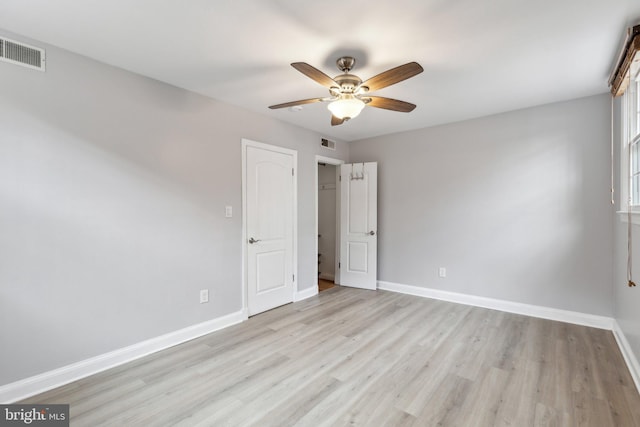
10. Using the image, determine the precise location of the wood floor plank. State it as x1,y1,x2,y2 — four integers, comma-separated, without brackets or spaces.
454,366,511,426
414,373,473,425
242,375,343,427
494,358,541,426
18,287,640,426
533,402,572,427
172,394,246,427
397,340,468,416
622,383,640,426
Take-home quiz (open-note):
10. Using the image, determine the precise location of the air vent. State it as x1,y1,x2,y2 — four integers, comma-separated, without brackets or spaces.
321,138,336,150
0,37,45,71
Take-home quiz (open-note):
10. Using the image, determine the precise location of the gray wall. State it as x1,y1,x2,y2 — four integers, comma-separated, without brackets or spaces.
350,94,614,316
1,28,623,388
612,97,640,365
0,31,347,386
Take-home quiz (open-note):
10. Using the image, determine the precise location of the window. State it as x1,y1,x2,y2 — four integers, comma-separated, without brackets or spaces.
612,25,639,286
623,69,640,210
612,25,640,214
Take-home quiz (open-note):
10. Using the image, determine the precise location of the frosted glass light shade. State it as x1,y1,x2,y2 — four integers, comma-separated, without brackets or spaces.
327,97,365,119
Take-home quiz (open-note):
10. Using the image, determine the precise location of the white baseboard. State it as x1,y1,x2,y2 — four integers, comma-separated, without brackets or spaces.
0,310,247,404
612,320,640,393
377,281,614,330
294,285,318,302
319,273,335,281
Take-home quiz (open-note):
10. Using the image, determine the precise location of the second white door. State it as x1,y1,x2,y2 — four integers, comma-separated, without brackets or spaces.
339,162,377,290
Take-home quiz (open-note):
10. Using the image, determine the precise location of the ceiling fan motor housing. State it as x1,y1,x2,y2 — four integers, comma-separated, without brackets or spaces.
333,74,362,94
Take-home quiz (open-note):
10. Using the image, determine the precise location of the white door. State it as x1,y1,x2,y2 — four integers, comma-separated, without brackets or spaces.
244,141,296,316
340,162,377,290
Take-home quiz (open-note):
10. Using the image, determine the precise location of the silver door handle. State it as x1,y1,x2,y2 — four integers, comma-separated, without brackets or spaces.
368,231,376,236
248,237,261,244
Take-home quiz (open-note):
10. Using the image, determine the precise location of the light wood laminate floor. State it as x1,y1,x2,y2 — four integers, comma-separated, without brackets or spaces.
23,287,640,426
318,279,336,292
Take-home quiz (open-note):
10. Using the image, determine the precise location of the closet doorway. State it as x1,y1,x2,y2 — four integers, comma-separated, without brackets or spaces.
315,156,343,292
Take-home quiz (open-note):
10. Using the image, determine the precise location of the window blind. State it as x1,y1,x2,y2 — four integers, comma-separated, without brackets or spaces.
610,24,640,97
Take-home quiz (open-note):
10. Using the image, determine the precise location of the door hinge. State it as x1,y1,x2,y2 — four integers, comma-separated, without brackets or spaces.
338,262,341,269
339,175,341,181
293,274,295,282
292,168,294,176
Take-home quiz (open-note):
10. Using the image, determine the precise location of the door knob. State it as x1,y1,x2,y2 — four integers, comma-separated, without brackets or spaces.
248,237,261,244
368,231,376,236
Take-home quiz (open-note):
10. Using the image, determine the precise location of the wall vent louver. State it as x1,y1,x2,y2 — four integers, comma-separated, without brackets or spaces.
321,138,336,150
0,37,45,71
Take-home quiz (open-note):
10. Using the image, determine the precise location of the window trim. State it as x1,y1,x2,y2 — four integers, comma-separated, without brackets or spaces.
619,69,640,225
630,132,640,208
620,68,640,212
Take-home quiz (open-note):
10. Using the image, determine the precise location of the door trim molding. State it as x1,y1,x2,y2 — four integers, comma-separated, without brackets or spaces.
315,156,344,287
294,286,318,302
241,139,298,315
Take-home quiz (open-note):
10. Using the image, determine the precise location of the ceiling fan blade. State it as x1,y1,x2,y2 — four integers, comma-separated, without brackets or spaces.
331,115,345,126
292,62,339,89
366,96,416,112
360,62,423,92
268,98,324,109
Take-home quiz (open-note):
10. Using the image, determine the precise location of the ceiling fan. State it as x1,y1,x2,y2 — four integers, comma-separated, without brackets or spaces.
269,56,423,126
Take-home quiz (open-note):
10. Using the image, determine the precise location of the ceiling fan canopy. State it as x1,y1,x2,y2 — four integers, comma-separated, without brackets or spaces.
269,57,423,126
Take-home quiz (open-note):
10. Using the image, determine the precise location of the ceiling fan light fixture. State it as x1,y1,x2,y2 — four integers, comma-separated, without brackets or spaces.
327,96,365,120
269,58,423,126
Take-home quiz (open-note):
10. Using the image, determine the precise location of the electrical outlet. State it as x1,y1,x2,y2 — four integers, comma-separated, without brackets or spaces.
439,267,447,278
200,289,209,303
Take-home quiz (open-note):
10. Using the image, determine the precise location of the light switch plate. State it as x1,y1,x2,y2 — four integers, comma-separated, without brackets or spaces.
225,206,232,218
200,289,209,303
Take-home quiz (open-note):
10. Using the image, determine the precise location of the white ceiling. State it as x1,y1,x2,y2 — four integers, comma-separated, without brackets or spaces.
1,0,639,141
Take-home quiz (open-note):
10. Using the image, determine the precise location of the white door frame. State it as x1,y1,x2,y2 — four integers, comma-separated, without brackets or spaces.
315,155,344,285
242,139,298,316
